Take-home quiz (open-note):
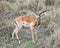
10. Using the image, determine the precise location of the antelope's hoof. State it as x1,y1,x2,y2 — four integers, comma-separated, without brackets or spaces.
10,38,14,41
32,40,36,43
18,40,21,44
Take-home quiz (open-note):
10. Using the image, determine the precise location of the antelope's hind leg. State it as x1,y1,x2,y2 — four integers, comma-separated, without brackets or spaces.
12,24,22,43
11,27,17,40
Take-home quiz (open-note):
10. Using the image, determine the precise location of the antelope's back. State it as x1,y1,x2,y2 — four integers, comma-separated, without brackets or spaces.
14,16,41,27
15,16,37,22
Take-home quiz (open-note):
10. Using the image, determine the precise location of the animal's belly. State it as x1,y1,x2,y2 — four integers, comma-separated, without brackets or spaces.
22,22,30,27
23,24,30,27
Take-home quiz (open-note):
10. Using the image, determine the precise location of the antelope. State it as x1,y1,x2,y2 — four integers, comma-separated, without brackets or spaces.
11,10,46,43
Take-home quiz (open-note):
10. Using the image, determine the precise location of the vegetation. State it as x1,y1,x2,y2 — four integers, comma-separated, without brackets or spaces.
0,0,60,48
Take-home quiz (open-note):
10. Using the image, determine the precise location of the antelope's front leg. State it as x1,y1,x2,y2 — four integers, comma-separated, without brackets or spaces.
30,27,36,43
35,30,37,41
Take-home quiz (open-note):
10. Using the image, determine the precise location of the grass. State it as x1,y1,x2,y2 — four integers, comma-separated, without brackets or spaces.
0,5,60,48
0,23,47,48
0,32,46,48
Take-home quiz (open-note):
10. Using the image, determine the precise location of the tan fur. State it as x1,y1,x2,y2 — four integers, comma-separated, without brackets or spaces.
11,16,41,43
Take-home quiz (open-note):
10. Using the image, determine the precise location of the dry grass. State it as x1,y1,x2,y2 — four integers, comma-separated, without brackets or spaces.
0,0,60,48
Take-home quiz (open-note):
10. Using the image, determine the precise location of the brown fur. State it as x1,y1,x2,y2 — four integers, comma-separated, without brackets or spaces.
12,16,41,43
15,16,41,26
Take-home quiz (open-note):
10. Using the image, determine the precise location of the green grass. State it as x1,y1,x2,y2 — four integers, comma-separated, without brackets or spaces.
0,32,46,48
0,25,46,48
0,4,60,48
